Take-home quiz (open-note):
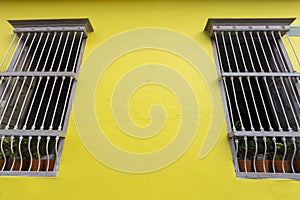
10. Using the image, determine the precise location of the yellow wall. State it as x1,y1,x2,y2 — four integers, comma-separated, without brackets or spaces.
0,0,300,199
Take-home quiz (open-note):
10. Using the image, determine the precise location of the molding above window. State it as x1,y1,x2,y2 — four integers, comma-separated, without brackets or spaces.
7,18,93,37
204,18,296,35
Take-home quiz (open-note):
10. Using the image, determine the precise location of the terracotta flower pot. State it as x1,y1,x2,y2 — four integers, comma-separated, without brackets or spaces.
9,159,27,171
0,159,4,170
238,160,252,172
254,160,270,172
30,159,45,171
44,159,55,171
293,160,300,173
274,160,289,173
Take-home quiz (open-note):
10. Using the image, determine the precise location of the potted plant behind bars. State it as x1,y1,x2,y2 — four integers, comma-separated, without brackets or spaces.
254,137,273,173
292,138,300,173
272,140,289,173
235,121,254,172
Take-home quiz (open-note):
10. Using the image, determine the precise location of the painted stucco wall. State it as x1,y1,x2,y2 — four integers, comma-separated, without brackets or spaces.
0,0,300,199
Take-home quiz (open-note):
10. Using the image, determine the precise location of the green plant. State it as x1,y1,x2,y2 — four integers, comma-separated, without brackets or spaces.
237,136,255,160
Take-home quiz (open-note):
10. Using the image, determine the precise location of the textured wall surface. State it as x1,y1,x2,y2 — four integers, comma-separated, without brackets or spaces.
0,0,300,199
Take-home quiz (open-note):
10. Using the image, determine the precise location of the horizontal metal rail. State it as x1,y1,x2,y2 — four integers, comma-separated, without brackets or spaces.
0,171,57,176
0,71,77,79
229,131,300,138
237,172,300,180
0,130,66,137
221,72,300,77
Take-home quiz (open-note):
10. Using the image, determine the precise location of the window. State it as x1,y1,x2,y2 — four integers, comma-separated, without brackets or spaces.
205,18,300,179
0,19,93,176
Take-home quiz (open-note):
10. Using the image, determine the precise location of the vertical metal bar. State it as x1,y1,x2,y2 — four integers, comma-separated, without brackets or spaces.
31,33,57,130
0,33,17,69
272,137,277,173
64,32,77,71
37,136,41,171
235,31,261,130
12,33,31,71
253,136,258,172
5,34,38,128
0,136,6,171
9,136,15,171
6,33,24,71
214,32,225,72
72,32,84,73
221,32,232,72
260,32,293,133
263,136,267,173
271,31,300,131
54,136,59,171
45,136,50,171
291,137,296,173
282,137,287,173
244,136,248,173
235,138,239,172
57,32,70,71
286,34,300,66
52,32,79,130
62,33,84,131
14,33,44,129
264,32,298,131
253,31,283,130
0,77,19,128
214,32,236,133
42,32,75,130
221,32,245,130
222,78,236,131
27,136,32,171
18,136,23,171
228,32,255,130
23,33,50,129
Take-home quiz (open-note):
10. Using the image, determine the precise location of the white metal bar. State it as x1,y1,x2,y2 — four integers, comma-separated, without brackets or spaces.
30,32,56,129
7,33,24,71
27,136,32,171
253,136,258,172
272,137,277,173
0,33,17,69
18,136,23,171
37,136,41,171
264,32,298,131
271,31,300,131
214,32,224,72
221,32,232,72
263,136,267,173
229,31,254,131
231,130,300,137
254,31,284,130
64,32,77,71
0,136,6,171
221,72,300,77
14,33,44,129
9,136,15,171
0,77,21,128
45,136,50,171
286,34,300,66
23,33,50,129
282,137,287,173
291,137,296,173
243,32,273,131
244,136,249,173
57,32,70,71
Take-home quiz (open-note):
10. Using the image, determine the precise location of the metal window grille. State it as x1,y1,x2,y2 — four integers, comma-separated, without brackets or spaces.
0,19,93,176
205,18,300,179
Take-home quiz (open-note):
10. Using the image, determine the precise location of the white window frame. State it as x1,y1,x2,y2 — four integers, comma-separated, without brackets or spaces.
205,18,300,179
0,18,93,176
